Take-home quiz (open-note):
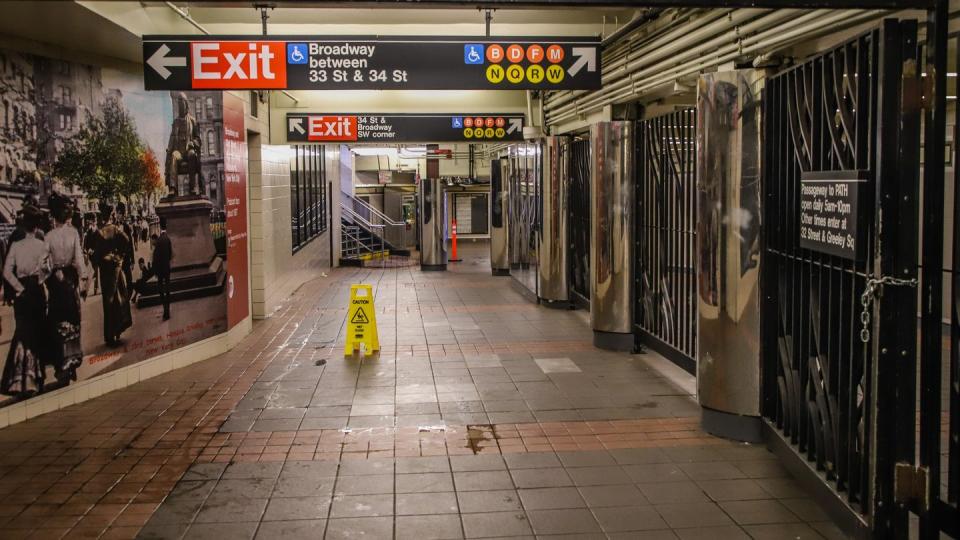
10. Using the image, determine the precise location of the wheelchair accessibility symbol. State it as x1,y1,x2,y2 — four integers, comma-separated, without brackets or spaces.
287,43,308,65
464,44,484,65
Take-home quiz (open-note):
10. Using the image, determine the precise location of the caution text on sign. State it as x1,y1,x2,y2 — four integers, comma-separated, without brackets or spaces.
345,284,379,356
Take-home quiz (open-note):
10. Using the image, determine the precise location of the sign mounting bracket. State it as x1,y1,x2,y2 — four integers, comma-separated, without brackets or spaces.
254,3,276,36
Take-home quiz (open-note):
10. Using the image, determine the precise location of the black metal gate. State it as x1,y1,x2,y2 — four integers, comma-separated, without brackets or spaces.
634,109,697,373
758,20,940,537
568,136,591,308
291,144,328,252
912,5,960,537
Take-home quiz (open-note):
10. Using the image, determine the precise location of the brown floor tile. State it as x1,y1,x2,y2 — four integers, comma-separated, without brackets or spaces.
0,256,850,539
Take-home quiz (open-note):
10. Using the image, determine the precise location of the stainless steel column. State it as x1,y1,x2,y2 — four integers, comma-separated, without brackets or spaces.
590,122,635,351
539,136,570,305
489,158,510,276
419,177,447,271
507,143,540,298
507,149,522,268
696,70,764,442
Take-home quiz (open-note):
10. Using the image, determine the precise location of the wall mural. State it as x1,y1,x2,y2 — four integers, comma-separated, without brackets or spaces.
0,47,248,407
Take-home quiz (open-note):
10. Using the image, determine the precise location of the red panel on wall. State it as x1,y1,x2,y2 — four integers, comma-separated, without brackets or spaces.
223,93,249,328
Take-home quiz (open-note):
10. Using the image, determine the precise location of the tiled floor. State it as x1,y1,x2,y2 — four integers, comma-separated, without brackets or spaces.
0,244,845,539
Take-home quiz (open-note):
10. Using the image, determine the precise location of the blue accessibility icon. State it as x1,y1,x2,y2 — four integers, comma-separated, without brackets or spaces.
287,43,308,64
451,116,463,129
464,44,484,65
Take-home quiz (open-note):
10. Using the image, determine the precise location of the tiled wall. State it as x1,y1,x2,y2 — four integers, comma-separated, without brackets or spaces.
249,144,337,319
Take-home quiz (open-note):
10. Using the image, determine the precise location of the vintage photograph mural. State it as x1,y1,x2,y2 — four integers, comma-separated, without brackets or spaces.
0,48,248,406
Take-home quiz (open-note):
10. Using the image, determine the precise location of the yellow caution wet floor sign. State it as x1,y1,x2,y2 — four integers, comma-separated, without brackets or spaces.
345,284,379,356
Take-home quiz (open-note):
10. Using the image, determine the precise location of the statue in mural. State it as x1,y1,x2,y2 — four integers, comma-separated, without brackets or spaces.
164,92,202,197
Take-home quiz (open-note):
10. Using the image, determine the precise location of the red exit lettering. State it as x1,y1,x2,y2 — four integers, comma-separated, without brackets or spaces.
191,41,287,89
308,116,358,141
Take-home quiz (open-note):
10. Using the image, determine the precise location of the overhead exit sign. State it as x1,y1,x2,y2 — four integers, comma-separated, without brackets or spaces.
142,35,601,91
286,113,525,143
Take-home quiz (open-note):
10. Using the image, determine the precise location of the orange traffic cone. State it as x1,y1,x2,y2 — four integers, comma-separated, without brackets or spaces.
450,218,462,262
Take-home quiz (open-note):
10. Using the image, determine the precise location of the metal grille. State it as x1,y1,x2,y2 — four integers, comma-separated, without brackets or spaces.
761,29,880,514
568,137,591,305
506,143,541,296
634,109,697,371
911,13,960,537
761,17,958,537
291,144,328,251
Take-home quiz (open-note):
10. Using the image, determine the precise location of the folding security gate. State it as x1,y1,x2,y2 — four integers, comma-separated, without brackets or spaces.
761,26,885,529
758,19,960,538
567,137,591,308
913,14,960,538
634,110,697,373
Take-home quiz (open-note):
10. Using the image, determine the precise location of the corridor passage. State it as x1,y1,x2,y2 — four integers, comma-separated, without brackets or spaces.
0,245,842,540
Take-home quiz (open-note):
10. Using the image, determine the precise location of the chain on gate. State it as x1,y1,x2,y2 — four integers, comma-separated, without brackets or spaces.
859,276,919,343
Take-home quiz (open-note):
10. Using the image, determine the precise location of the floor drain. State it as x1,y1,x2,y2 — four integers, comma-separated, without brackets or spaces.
315,359,327,366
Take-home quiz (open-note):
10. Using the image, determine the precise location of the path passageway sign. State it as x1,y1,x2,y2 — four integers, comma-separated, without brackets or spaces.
344,284,379,357
287,113,525,143
142,35,601,91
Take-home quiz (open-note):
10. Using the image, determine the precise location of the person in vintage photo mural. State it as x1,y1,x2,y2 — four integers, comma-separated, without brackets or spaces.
116,202,136,289
0,205,51,398
83,215,100,297
92,203,133,347
152,217,173,321
44,194,87,385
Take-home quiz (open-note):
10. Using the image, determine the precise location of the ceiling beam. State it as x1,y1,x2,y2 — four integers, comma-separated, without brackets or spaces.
248,0,932,9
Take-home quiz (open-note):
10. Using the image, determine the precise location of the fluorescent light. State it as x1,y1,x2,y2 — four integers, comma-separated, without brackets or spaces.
352,147,397,157
398,146,427,158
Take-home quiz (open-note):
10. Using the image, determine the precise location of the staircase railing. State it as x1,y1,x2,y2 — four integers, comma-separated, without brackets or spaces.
340,204,385,260
341,223,383,261
350,196,403,226
340,224,363,259
351,198,416,249
344,196,414,249
295,200,328,236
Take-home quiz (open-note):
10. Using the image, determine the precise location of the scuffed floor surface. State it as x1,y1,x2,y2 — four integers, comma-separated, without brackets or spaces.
0,246,846,539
